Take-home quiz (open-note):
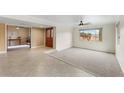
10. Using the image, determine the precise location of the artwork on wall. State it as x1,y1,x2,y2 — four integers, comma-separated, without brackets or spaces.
79,28,102,41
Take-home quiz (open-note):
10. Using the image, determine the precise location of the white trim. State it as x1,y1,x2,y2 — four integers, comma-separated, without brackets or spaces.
5,24,7,52
73,46,115,54
31,45,45,49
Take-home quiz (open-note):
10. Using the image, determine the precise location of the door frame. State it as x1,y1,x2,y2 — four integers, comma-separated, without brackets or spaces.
6,25,31,51
44,27,56,49
5,25,56,51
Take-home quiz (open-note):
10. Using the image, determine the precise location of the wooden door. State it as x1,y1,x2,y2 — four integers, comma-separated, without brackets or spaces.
46,27,54,48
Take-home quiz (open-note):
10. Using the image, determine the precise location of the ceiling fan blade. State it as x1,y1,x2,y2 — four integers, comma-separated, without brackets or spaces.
78,20,90,26
83,22,90,25
78,21,84,26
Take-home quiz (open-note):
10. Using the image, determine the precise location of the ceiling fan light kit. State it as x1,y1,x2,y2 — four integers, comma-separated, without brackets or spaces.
79,21,84,26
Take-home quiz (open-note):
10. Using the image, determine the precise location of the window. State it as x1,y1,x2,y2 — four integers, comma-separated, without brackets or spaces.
79,28,102,41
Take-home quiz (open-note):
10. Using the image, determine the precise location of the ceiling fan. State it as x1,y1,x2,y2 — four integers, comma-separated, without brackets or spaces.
78,20,90,26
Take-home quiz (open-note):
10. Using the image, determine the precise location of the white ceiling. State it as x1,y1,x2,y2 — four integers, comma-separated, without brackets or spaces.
0,17,41,27
0,15,53,28
32,15,118,25
32,15,82,23
0,15,119,27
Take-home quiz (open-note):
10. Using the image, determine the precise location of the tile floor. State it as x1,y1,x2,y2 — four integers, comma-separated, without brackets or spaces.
0,47,93,77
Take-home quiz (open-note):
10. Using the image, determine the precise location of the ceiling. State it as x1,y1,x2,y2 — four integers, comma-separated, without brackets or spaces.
0,15,119,27
0,16,51,28
0,17,40,27
32,15,82,23
32,15,118,25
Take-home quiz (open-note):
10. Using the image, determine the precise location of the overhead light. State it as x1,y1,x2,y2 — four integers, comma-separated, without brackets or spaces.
16,26,20,30
79,21,84,26
78,20,90,26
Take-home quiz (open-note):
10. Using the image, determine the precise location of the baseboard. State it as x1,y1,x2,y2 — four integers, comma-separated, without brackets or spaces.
31,45,44,49
73,46,115,54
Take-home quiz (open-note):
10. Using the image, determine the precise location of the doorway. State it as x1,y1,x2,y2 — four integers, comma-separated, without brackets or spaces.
7,25,31,50
45,27,54,48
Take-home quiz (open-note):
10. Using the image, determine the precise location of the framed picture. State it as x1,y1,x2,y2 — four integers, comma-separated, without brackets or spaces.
79,28,102,41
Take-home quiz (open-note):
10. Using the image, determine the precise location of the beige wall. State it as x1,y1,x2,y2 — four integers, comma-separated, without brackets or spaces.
7,25,30,46
31,28,44,48
0,23,6,52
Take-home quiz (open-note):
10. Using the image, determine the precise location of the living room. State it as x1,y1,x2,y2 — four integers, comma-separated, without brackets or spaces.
0,15,124,77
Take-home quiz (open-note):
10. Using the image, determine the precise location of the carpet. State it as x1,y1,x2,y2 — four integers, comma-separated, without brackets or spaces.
49,48,124,77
